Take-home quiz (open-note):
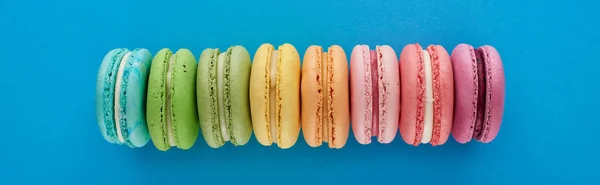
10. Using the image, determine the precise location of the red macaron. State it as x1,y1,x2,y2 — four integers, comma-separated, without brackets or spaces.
399,43,455,146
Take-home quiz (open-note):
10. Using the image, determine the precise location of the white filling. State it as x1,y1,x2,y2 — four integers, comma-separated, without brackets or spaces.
421,50,434,144
165,54,177,147
269,50,278,143
217,53,230,142
114,51,131,143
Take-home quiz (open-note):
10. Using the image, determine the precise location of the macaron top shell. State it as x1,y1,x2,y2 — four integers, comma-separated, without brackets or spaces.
225,46,253,145
301,45,350,148
478,45,505,142
451,44,505,143
250,43,301,149
197,46,253,148
374,45,401,143
350,45,400,144
426,45,454,146
147,48,199,151
95,48,152,148
399,44,425,146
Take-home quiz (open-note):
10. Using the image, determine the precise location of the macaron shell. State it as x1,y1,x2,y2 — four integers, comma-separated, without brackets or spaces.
170,49,200,150
450,44,478,143
399,44,425,146
327,45,350,148
425,45,454,146
350,45,373,144
147,48,172,151
276,44,301,149
197,48,223,148
250,44,274,146
376,45,400,144
119,49,152,147
478,45,505,143
96,48,128,144
226,46,253,146
301,45,324,147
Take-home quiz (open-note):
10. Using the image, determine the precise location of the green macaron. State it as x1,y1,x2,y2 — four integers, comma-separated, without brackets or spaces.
146,48,199,151
197,46,253,148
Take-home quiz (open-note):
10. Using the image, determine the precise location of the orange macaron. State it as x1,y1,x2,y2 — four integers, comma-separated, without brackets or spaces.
300,45,350,148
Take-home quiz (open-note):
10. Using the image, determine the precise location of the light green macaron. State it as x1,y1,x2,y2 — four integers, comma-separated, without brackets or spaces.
147,48,199,151
197,46,253,148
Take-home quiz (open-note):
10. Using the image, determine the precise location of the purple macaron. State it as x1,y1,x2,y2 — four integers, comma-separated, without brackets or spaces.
450,44,505,143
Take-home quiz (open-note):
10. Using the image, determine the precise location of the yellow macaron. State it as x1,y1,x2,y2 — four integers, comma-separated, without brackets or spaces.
249,43,301,149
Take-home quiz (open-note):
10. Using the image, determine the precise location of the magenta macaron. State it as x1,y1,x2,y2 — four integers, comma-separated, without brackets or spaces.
450,44,506,143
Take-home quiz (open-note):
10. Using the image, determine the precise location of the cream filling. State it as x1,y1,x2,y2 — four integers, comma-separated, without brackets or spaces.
165,54,177,147
269,50,278,143
114,51,131,143
421,50,434,144
217,53,230,142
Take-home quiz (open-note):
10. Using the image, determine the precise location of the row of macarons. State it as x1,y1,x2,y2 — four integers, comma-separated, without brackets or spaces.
96,43,505,151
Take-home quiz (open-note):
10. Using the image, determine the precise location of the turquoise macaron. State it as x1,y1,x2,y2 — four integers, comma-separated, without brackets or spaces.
95,48,152,148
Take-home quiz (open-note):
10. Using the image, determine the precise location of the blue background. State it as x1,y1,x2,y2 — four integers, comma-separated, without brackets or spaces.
1,0,598,184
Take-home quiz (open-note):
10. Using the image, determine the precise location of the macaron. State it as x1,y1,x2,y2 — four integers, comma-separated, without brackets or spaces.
249,43,301,149
450,44,505,143
146,48,199,151
399,43,454,146
197,46,253,148
350,45,400,144
95,48,152,147
301,45,350,148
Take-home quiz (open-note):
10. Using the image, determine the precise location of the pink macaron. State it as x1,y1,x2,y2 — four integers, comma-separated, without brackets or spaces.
399,43,454,146
350,45,401,144
450,44,505,143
